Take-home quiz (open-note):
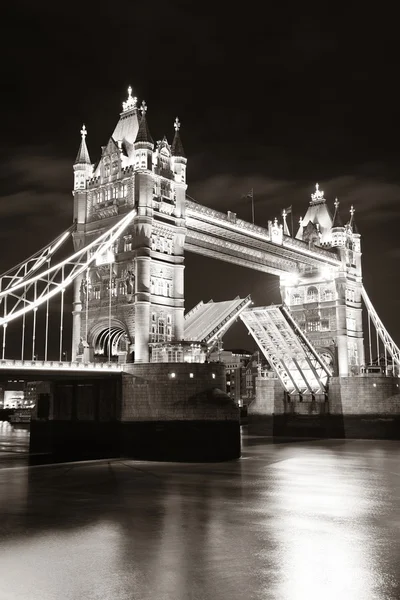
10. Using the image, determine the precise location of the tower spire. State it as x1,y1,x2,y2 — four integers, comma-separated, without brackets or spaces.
134,100,154,144
171,117,186,157
74,124,91,165
332,198,343,227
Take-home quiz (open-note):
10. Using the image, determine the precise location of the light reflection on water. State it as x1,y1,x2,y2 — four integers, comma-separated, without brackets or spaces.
0,435,399,599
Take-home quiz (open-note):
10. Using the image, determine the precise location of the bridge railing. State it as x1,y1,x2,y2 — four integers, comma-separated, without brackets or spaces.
0,359,123,372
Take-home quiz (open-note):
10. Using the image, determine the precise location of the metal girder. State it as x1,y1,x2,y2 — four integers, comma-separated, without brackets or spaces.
362,285,400,368
0,209,137,327
185,200,341,270
0,225,75,296
240,305,332,395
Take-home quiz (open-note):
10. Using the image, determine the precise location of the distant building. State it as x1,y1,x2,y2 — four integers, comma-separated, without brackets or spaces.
209,348,252,405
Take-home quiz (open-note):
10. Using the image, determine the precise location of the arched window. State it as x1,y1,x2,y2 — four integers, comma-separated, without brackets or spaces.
307,286,318,302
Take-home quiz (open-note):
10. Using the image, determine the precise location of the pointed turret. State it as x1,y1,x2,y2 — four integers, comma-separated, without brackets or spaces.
171,117,187,219
349,205,361,253
332,197,343,228
74,124,91,165
134,101,154,171
73,124,92,224
171,117,186,157
73,124,93,192
331,198,346,247
135,101,154,144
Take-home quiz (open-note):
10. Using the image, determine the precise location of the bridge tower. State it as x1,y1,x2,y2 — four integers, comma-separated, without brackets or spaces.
71,88,187,363
280,184,364,377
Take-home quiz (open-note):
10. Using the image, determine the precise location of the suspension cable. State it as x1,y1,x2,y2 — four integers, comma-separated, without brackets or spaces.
45,258,50,361
2,296,7,360
368,312,372,365
32,281,37,360
108,261,112,362
59,265,65,361
85,265,89,361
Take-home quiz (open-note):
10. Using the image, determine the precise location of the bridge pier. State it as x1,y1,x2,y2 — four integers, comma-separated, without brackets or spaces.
247,374,400,439
29,363,240,462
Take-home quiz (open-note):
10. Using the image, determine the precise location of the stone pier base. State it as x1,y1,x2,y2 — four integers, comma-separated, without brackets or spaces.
29,363,240,462
247,374,400,440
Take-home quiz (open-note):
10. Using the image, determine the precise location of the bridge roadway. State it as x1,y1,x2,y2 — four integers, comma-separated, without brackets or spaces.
185,199,342,275
0,426,399,599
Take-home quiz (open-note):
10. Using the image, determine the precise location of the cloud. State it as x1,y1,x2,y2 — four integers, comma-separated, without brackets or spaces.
0,147,73,272
189,171,400,227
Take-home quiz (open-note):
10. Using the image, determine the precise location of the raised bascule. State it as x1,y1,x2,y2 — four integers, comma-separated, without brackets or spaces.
1,86,399,459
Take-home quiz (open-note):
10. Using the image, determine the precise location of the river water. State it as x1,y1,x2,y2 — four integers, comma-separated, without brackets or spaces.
0,423,399,599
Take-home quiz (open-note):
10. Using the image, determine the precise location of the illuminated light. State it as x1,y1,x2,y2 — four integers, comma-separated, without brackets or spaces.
170,372,176,378
373,383,377,387
321,266,331,280
212,373,216,379
311,182,325,203
122,86,137,112
189,372,194,378
282,273,298,286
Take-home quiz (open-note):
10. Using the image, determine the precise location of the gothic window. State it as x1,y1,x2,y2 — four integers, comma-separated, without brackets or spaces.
105,188,111,202
323,289,333,302
167,326,172,340
141,152,146,167
293,294,302,305
307,286,318,302
166,282,171,297
112,187,117,200
158,319,165,338
124,235,132,252
167,315,172,325
93,288,100,300
104,164,110,177
150,278,155,294
151,313,156,323
307,319,321,332
346,289,355,303
121,184,127,198
321,319,330,331
150,324,157,342
112,161,118,173
118,281,125,296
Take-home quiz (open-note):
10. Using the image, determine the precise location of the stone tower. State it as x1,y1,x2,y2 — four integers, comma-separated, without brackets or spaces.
71,87,187,363
280,184,364,377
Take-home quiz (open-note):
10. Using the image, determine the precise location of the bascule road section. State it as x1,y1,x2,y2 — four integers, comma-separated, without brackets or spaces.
1,86,400,460
240,305,331,396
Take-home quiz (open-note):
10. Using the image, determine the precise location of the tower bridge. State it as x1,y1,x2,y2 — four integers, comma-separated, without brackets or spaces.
1,86,400,458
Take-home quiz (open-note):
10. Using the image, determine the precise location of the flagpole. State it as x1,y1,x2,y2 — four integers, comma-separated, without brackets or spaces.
251,188,254,224
291,210,294,237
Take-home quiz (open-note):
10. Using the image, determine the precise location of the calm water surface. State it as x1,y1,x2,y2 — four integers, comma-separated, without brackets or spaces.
0,422,399,600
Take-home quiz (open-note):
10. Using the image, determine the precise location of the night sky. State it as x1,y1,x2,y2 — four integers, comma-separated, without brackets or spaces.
1,2,400,353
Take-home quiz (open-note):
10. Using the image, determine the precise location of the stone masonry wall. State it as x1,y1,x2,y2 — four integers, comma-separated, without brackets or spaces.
329,375,400,414
121,363,239,422
249,377,285,415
